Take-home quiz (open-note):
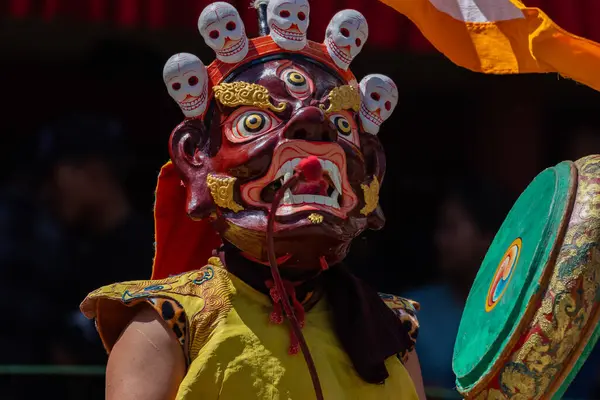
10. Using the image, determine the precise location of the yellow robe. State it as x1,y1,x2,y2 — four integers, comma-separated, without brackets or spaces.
81,257,420,399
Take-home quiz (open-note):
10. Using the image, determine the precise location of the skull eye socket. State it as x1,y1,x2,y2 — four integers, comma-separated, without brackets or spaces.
226,21,236,31
188,76,199,86
209,30,220,39
298,12,306,21
384,101,392,111
370,92,380,101
340,28,350,37
280,10,290,18
355,38,362,47
172,82,181,91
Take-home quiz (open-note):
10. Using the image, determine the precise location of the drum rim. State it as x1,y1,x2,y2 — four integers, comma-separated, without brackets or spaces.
455,161,578,393
549,297,600,398
547,157,600,399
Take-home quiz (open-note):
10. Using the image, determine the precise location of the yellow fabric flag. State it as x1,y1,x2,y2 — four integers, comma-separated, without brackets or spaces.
381,0,600,92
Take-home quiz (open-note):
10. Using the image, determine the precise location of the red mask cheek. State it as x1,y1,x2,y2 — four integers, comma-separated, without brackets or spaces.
211,128,282,178
339,129,360,148
212,107,284,173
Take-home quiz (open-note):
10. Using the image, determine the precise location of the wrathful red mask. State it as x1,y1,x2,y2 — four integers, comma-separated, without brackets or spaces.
170,57,387,271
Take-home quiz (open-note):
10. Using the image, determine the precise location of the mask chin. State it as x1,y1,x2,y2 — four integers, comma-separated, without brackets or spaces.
216,214,268,260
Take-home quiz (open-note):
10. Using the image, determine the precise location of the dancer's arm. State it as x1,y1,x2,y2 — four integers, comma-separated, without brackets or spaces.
405,350,426,400
106,305,186,400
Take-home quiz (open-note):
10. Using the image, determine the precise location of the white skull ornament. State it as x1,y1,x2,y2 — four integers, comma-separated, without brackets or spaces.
267,0,310,51
163,53,208,119
325,10,368,71
359,74,398,135
198,2,249,63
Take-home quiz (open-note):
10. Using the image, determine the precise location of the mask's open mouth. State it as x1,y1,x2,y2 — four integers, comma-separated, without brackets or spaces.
241,140,359,219
260,158,342,208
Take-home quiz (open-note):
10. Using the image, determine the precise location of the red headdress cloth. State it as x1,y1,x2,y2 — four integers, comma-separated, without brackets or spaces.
150,161,222,280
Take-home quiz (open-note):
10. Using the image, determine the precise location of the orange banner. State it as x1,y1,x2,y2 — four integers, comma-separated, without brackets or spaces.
380,0,600,92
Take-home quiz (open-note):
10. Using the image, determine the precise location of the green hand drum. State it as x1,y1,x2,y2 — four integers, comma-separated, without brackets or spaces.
453,155,600,399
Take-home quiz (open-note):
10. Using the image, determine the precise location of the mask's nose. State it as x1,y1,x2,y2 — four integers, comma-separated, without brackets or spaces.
284,106,338,142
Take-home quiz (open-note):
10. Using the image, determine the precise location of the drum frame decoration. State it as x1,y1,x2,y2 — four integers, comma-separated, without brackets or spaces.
454,156,600,399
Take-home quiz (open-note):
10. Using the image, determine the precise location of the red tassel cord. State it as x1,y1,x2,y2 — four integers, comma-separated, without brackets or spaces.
266,156,324,400
265,279,306,354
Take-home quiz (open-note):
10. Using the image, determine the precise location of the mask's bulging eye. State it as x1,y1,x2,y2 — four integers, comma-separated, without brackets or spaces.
328,112,360,147
242,113,266,133
332,116,352,136
280,67,313,99
228,110,275,142
287,72,306,86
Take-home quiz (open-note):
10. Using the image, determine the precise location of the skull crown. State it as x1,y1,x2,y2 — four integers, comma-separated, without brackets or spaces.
198,2,249,63
162,1,398,131
162,53,208,119
324,10,369,71
266,0,310,51
358,74,399,135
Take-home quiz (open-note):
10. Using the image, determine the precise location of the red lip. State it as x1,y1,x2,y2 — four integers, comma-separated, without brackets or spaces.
241,140,359,218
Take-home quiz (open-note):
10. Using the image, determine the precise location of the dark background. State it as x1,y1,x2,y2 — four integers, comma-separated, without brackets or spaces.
2,1,600,399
